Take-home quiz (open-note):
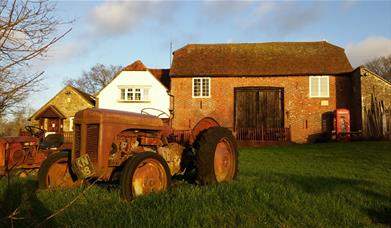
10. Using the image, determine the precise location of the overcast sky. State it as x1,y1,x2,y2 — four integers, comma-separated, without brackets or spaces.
29,0,391,110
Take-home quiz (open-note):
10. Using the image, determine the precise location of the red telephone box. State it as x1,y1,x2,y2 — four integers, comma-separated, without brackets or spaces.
334,109,351,141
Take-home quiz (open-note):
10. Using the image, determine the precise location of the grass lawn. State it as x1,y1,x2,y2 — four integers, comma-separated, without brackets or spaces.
0,141,390,227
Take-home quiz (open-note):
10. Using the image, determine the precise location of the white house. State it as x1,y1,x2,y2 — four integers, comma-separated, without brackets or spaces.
96,60,171,117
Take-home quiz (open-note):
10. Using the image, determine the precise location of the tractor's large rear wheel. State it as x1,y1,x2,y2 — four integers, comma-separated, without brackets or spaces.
38,151,78,189
195,127,238,185
120,152,171,201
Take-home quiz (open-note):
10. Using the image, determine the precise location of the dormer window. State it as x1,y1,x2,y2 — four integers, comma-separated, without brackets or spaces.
119,86,150,102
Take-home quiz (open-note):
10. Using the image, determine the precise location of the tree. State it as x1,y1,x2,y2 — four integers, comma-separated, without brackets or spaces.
364,54,391,82
0,0,70,117
0,106,33,136
64,64,122,95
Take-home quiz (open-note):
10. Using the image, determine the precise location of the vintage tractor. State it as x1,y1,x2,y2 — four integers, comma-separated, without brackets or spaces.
38,108,238,200
0,126,68,177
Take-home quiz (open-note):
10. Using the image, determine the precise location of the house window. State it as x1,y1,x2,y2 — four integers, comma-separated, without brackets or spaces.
69,117,74,131
119,87,150,102
192,78,210,98
309,76,329,98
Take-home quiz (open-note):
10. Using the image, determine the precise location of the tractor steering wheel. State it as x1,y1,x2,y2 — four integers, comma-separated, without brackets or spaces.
141,108,170,118
25,125,45,138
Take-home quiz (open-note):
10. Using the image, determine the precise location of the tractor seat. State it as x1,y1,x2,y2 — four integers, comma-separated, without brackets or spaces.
40,134,64,150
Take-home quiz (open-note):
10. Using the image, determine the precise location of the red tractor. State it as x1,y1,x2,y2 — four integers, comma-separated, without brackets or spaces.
38,108,238,200
0,126,68,177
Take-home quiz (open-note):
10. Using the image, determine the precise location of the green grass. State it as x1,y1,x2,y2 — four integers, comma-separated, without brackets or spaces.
1,141,390,227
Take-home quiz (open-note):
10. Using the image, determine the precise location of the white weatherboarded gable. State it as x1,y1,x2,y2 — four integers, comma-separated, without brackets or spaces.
97,70,170,116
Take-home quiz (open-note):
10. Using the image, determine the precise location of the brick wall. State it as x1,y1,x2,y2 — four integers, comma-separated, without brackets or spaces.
171,75,352,143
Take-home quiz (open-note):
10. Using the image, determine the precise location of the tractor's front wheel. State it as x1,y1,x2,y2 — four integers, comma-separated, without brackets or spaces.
38,151,78,189
195,127,238,185
120,152,171,201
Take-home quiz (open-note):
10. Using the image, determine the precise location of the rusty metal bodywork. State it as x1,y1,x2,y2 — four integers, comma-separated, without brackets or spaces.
191,117,220,143
72,108,168,180
0,129,72,176
0,136,44,175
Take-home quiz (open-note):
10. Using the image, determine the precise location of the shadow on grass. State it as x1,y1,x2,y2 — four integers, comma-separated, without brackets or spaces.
359,189,391,226
366,207,391,226
0,178,56,227
272,173,391,226
275,174,371,194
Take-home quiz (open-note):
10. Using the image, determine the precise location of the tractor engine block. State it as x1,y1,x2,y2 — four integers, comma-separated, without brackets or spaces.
157,143,184,175
109,130,184,175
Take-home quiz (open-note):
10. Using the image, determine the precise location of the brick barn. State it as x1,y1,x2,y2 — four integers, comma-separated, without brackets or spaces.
169,41,355,143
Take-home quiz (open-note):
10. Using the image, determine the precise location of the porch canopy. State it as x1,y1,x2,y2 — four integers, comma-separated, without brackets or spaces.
33,105,66,120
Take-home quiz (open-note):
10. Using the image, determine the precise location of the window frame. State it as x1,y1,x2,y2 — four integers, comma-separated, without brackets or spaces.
309,76,329,98
192,77,211,98
69,117,74,131
118,86,151,102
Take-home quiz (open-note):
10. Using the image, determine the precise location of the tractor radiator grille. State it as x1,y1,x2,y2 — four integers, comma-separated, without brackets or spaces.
86,124,99,162
74,124,81,157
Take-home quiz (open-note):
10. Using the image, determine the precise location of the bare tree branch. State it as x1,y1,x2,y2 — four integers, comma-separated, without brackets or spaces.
64,64,122,95
364,54,391,82
0,0,71,117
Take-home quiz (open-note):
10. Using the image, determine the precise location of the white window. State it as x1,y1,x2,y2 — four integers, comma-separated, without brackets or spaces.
69,117,74,131
192,77,210,98
309,76,329,98
119,87,150,102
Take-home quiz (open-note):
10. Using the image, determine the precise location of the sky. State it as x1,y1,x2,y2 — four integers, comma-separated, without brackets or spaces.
28,0,391,111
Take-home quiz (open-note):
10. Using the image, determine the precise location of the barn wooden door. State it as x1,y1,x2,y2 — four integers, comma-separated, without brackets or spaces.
234,87,284,129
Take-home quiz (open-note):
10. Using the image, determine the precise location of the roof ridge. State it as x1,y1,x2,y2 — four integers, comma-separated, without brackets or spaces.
68,85,95,104
184,41,332,46
358,65,391,85
123,59,147,71
70,85,93,97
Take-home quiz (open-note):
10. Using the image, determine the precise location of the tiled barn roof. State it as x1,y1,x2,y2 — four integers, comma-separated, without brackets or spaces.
170,41,353,77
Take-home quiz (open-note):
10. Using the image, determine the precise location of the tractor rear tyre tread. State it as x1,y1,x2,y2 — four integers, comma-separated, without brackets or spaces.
195,127,238,185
